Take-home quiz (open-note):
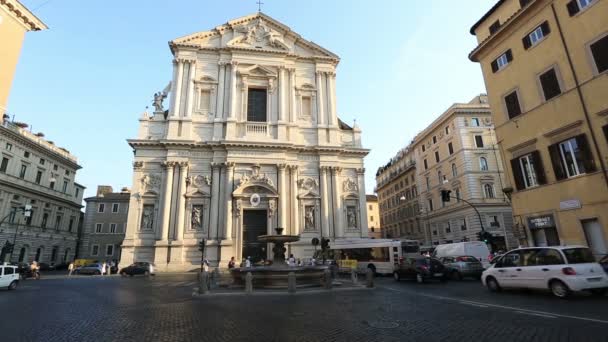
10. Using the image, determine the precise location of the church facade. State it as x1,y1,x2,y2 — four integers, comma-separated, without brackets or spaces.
120,13,369,271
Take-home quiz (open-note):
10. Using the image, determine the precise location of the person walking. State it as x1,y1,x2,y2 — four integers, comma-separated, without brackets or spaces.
228,257,236,269
68,262,75,277
101,262,107,276
203,259,210,273
245,256,252,268
288,254,296,267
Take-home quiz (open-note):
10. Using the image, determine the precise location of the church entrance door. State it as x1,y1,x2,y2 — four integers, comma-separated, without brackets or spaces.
242,210,267,263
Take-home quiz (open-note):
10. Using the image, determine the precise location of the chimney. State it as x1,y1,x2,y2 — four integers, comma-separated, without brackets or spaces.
96,185,113,197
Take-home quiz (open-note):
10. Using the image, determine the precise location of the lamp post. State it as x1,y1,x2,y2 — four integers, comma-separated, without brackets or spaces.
419,207,432,248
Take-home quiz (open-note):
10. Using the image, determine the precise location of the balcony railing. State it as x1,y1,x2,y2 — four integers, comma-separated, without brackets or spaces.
246,122,268,136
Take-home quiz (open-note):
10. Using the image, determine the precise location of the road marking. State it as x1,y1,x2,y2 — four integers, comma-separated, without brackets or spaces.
459,301,488,308
379,285,608,325
515,311,556,319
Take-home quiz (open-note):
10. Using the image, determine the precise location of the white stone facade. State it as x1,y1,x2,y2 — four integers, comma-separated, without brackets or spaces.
120,13,369,271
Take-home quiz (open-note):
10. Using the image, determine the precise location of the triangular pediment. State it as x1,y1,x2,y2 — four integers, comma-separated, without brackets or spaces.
240,64,276,77
170,12,339,60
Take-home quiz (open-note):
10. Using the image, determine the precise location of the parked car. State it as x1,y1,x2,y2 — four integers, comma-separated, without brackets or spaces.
75,263,103,275
440,255,484,280
0,265,20,290
393,257,448,283
482,246,608,298
119,262,155,277
433,242,492,268
599,255,608,274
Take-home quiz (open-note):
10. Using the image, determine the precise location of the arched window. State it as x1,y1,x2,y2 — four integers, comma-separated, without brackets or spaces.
480,157,489,171
452,163,457,177
18,247,27,262
35,246,44,262
484,184,495,198
438,170,443,184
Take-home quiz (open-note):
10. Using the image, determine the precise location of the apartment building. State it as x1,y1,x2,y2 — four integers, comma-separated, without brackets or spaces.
366,194,382,238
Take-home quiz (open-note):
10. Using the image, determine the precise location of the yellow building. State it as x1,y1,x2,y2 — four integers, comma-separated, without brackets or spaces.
0,0,47,114
366,195,382,238
469,0,608,256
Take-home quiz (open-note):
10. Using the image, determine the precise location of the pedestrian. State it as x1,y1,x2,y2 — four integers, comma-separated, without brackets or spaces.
110,260,116,275
228,257,236,269
203,258,210,273
245,256,252,268
101,261,107,276
310,257,316,266
68,262,74,277
288,254,296,266
148,263,154,276
297,259,302,267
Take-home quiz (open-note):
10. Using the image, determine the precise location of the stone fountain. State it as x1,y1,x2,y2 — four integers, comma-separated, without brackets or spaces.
230,227,328,288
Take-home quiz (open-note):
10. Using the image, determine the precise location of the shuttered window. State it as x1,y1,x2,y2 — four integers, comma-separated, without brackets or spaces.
567,0,594,16
548,134,596,180
504,91,522,119
489,20,501,35
247,88,267,122
539,68,561,101
475,135,484,148
511,151,547,191
523,22,550,49
448,142,454,155
590,35,608,74
491,49,513,73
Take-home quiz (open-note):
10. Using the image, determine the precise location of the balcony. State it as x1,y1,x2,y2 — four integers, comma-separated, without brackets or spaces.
246,122,268,136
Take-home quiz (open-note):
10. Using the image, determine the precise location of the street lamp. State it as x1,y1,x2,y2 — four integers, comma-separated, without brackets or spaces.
419,207,432,248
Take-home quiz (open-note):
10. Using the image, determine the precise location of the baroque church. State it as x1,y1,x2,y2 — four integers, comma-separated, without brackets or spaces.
120,12,369,271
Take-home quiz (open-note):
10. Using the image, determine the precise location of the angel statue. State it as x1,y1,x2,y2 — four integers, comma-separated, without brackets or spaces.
153,91,167,112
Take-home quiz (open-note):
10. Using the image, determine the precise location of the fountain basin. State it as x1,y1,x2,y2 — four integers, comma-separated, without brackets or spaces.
230,265,328,288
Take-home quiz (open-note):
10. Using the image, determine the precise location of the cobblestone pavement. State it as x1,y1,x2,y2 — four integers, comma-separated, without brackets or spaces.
1,274,607,342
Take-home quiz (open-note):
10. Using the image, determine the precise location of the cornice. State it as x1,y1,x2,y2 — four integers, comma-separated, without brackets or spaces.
0,178,83,209
0,0,47,31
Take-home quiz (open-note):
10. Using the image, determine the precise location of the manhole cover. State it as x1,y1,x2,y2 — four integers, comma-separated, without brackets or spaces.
368,321,399,329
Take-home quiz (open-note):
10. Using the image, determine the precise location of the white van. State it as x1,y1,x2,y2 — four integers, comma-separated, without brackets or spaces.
0,264,20,290
433,242,491,268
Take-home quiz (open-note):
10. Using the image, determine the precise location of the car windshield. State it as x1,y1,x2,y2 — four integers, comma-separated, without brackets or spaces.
85,264,98,267
562,248,595,264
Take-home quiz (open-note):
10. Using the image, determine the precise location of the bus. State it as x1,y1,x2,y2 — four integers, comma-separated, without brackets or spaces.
327,239,421,275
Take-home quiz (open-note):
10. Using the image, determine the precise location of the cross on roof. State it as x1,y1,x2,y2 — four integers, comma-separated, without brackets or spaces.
256,0,264,12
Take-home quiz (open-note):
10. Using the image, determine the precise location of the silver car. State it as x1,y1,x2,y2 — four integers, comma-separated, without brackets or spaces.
440,256,484,280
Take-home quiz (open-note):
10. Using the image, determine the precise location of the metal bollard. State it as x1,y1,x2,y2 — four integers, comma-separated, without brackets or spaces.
351,269,358,285
323,269,332,290
245,272,253,294
365,268,374,288
288,272,296,293
199,271,209,295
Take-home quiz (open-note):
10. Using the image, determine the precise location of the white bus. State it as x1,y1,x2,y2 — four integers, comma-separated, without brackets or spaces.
328,239,421,275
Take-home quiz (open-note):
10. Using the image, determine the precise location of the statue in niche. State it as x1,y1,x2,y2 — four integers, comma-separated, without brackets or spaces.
305,206,315,230
141,205,154,230
347,207,357,229
153,91,167,112
191,206,203,229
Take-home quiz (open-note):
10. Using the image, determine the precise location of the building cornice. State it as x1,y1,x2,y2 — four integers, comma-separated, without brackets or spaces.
0,125,81,170
0,0,47,31
0,178,83,208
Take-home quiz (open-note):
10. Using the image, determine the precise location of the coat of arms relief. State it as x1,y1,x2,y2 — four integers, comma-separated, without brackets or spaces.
228,18,289,51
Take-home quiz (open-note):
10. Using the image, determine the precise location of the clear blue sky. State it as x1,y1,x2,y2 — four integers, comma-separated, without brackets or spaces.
9,0,492,200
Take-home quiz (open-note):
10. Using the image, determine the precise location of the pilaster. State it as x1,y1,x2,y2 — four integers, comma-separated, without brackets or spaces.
356,168,368,237
224,162,235,240
331,166,343,238
214,62,227,140
185,60,196,118
226,61,238,139
159,161,176,242
170,59,183,117
278,164,288,230
175,161,189,242
320,166,330,238
209,162,222,240
289,165,299,235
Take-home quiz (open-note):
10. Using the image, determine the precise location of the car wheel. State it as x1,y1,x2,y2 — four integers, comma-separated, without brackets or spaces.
8,281,18,290
590,288,607,296
393,272,400,281
486,276,501,292
451,270,462,280
550,280,571,298
416,273,425,284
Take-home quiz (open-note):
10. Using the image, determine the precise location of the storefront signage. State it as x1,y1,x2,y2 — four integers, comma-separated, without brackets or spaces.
527,215,555,229
559,199,581,211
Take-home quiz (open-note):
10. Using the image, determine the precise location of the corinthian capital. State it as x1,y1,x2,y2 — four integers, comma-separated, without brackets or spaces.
133,161,144,170
356,168,365,175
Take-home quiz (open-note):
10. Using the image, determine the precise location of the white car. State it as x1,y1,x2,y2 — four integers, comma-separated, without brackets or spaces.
0,265,20,290
482,246,608,298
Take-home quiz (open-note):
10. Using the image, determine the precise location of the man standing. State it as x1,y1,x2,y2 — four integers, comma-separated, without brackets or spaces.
101,262,107,276
228,257,236,269
68,262,74,277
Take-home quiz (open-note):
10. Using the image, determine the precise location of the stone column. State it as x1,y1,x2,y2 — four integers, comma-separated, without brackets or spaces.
315,71,325,126
160,161,175,241
278,67,286,122
224,162,235,240
320,166,330,238
331,167,343,238
278,164,287,230
228,61,238,120
234,200,242,261
171,59,184,117
289,68,297,123
328,72,337,126
185,60,196,118
209,163,221,240
175,162,189,241
356,168,368,237
216,62,226,120
289,165,299,235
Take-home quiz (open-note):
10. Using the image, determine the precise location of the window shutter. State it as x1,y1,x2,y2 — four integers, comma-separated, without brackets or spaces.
590,35,608,74
575,134,597,172
505,49,513,62
530,150,547,185
566,0,580,16
540,21,551,35
491,60,499,73
505,92,522,119
548,143,567,180
510,158,525,191
522,35,532,50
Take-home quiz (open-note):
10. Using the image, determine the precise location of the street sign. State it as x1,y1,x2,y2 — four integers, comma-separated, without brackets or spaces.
24,204,32,218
